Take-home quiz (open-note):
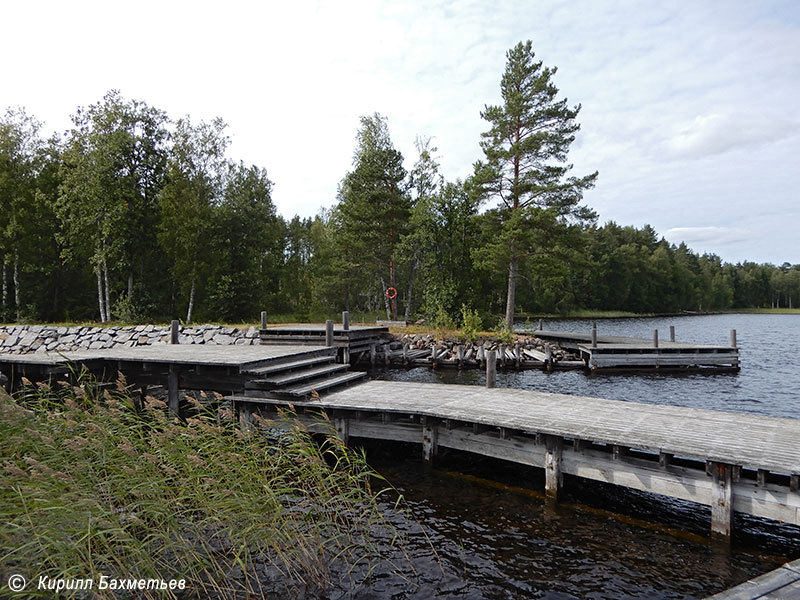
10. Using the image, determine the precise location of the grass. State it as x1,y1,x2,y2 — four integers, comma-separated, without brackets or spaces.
0,371,412,598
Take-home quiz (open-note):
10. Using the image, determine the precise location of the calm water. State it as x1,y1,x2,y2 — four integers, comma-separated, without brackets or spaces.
353,314,800,599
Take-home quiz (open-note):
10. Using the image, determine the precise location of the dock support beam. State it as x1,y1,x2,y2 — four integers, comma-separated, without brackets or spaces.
711,462,733,538
544,435,563,500
335,416,349,445
168,364,179,417
422,417,438,463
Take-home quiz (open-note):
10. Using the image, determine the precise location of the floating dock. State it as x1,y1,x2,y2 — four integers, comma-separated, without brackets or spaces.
533,329,740,370
232,380,799,539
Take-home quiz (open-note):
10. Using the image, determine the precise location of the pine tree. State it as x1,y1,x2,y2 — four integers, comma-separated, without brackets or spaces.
474,41,597,327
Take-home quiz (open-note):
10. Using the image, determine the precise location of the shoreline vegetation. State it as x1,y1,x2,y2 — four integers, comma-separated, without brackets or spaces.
0,372,417,599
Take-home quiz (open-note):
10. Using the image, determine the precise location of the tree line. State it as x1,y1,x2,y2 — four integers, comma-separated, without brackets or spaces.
2,43,798,327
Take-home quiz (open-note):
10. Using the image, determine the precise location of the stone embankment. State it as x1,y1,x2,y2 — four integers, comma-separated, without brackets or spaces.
0,324,260,355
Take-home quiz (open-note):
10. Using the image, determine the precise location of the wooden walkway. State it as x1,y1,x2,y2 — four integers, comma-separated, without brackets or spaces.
706,558,800,599
232,380,800,537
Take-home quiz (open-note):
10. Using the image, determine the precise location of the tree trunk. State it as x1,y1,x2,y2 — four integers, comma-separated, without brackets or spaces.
128,272,134,299
13,251,20,321
186,278,196,324
380,277,391,320
404,256,417,323
103,259,111,321
389,260,398,320
1,255,7,321
504,253,517,329
97,268,106,323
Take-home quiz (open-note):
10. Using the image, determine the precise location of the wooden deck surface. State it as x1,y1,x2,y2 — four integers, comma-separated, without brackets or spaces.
0,344,331,369
278,381,800,475
534,329,734,350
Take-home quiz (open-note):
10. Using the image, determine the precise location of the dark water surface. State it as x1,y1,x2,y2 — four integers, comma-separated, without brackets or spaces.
354,314,800,599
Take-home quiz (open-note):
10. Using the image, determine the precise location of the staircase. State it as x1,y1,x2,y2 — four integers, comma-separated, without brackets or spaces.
242,353,366,399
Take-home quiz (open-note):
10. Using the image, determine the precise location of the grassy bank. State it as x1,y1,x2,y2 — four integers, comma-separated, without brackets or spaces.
0,374,409,598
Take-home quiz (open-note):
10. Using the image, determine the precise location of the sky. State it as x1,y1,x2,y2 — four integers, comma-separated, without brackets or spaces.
3,0,799,264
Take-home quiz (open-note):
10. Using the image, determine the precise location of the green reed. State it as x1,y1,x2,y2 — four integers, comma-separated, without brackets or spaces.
0,371,412,598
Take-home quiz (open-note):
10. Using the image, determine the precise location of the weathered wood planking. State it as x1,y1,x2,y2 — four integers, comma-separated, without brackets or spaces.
705,558,800,599
257,381,799,474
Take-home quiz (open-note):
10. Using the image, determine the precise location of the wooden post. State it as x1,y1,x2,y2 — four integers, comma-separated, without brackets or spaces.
545,435,563,500
457,345,464,369
402,343,408,365
335,416,349,445
514,342,521,369
325,320,334,347
422,417,438,463
486,350,496,388
538,319,543,331
499,344,506,368
432,345,438,368
260,311,267,330
342,311,350,331
669,325,675,342
168,364,179,417
591,324,597,348
653,329,659,348
710,462,733,537
478,345,485,367
170,320,179,344
545,345,552,372
730,329,737,348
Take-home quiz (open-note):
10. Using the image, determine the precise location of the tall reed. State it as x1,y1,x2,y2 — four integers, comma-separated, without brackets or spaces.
0,370,412,598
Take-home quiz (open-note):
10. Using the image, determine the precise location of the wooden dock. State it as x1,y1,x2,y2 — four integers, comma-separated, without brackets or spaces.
232,380,800,538
705,558,800,599
259,323,389,364
533,329,740,370
0,344,367,414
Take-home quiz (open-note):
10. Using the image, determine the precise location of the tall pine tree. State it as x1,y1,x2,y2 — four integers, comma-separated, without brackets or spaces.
474,41,597,327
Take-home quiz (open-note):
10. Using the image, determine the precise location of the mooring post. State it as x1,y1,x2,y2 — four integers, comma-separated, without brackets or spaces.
168,364,179,417
669,325,676,342
710,462,733,538
342,311,350,331
544,435,564,500
432,345,438,368
422,416,438,463
170,320,179,344
457,345,464,369
653,329,659,348
325,320,334,347
730,329,737,348
486,350,496,388
499,344,506,368
260,311,267,330
538,318,543,331
514,342,521,369
478,345,485,368
591,323,597,348
545,345,552,372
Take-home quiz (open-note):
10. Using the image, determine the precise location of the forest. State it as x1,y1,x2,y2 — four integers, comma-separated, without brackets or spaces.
2,43,798,328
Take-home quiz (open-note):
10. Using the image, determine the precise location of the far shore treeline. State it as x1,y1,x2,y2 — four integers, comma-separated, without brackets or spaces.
2,44,799,327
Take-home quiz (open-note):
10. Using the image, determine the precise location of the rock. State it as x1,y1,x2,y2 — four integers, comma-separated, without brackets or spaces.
213,334,233,345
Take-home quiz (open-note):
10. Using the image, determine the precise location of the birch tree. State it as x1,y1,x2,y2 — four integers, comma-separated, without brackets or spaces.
58,91,168,321
474,41,597,328
158,117,229,323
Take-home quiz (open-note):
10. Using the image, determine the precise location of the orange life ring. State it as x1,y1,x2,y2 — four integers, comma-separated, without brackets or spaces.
385,287,397,300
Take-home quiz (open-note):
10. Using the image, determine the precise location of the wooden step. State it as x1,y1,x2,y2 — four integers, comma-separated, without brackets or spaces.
281,371,367,397
254,363,348,386
243,355,335,375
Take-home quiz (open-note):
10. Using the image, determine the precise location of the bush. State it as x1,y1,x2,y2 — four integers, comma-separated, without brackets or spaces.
459,304,482,343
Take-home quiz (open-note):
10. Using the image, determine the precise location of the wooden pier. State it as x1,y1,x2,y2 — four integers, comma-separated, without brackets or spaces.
533,329,740,370
259,323,389,364
232,380,800,538
706,558,800,599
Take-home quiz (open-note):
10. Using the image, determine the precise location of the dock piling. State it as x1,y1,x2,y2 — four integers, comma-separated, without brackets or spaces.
342,311,350,331
544,435,563,500
170,320,179,344
325,320,334,347
486,350,497,388
730,329,737,348
591,323,597,348
260,311,267,330
653,329,659,348
670,325,676,342
711,462,733,538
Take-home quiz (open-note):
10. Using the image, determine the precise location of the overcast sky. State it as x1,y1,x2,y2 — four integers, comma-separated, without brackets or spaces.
3,0,798,264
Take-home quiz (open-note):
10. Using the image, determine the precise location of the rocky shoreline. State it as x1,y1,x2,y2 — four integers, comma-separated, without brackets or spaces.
0,324,260,355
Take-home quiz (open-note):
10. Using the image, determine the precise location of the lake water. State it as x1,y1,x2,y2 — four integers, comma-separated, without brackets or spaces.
354,314,800,599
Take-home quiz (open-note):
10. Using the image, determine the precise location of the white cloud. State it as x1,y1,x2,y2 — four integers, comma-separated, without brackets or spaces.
664,226,752,248
665,114,800,159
